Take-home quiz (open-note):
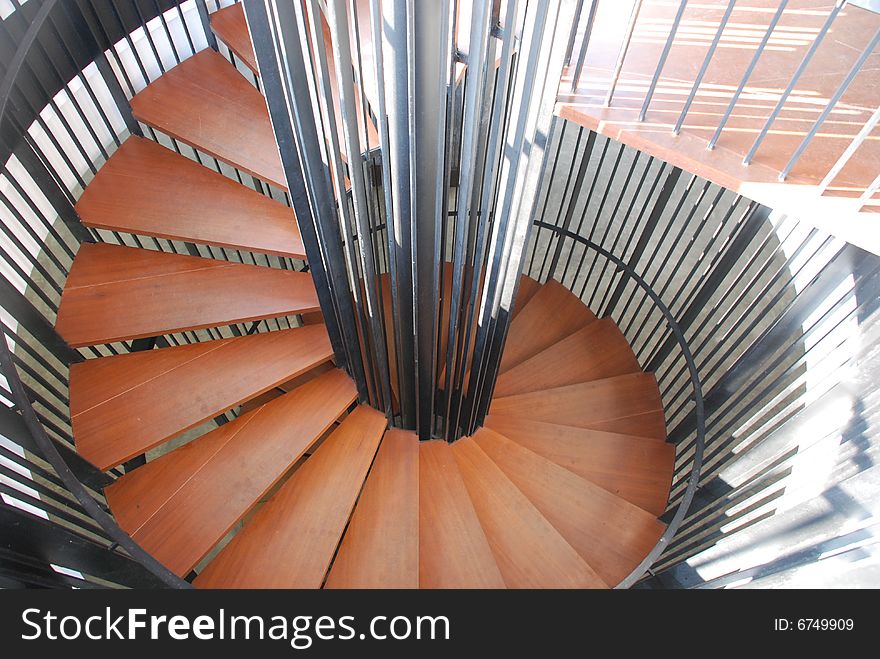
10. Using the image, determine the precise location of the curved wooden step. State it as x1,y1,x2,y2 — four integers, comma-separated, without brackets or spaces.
210,3,258,74
499,279,597,373
512,275,541,319
76,137,304,258
70,324,332,470
493,317,640,398
489,372,667,441
324,429,419,588
105,368,356,576
209,3,379,154
194,405,386,588
484,415,674,517
130,49,285,189
419,441,505,589
451,437,608,588
55,243,319,347
474,428,665,587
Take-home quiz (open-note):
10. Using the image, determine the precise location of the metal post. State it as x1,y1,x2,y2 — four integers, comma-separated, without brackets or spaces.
780,27,880,181
243,0,369,401
469,0,581,430
639,0,688,122
708,0,788,150
673,0,736,135
604,0,644,107
818,103,880,193
743,0,845,165
569,0,599,92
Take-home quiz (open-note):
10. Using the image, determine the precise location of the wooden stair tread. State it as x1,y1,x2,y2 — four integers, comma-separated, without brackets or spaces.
210,4,379,153
499,279,596,372
473,428,665,587
419,441,505,589
210,3,258,74
70,324,332,470
493,318,641,397
194,405,386,588
76,137,304,257
55,243,319,347
324,429,419,588
512,275,541,319
490,372,667,441
485,415,674,517
105,368,356,576
130,49,285,189
451,438,608,588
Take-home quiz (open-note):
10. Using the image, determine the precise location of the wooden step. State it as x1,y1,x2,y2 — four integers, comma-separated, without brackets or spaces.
324,429,419,588
105,368,356,576
210,3,258,74
499,279,596,373
489,372,667,441
130,49,285,189
484,415,674,517
70,325,332,470
473,428,665,587
55,243,319,347
512,275,541,319
493,318,640,398
451,437,607,588
194,405,386,588
210,4,379,154
419,441,505,589
76,138,304,258
240,362,337,414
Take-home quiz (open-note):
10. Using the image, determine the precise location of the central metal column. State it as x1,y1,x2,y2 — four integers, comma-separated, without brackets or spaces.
245,0,576,440
380,0,451,436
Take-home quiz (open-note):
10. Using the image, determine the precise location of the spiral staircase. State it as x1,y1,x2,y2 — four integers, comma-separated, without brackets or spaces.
50,3,674,589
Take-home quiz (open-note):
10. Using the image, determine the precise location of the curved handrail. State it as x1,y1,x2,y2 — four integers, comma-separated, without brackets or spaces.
532,221,705,589
0,2,190,589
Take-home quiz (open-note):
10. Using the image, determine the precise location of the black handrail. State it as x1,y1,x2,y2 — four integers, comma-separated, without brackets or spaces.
0,1,190,589
532,221,705,588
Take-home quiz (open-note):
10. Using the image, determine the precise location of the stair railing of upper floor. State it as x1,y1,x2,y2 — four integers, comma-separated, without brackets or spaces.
562,0,880,253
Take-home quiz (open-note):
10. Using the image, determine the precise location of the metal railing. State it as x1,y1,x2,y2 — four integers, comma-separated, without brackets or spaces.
565,0,880,198
3,0,877,588
0,0,308,588
527,118,880,584
529,226,705,588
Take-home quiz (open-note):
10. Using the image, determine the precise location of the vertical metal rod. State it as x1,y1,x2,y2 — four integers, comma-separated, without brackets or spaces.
639,0,688,122
469,0,578,431
604,0,643,107
857,172,880,207
452,0,519,438
780,28,880,181
563,0,587,66
673,0,736,135
548,132,598,278
367,0,405,415
818,103,880,193
442,0,494,436
326,0,393,412
195,0,219,50
382,0,418,426
743,0,845,165
708,0,788,150
569,0,599,92
244,0,368,398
